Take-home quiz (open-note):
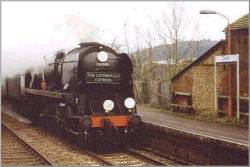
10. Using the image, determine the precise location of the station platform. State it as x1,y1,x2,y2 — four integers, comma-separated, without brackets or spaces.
137,105,248,146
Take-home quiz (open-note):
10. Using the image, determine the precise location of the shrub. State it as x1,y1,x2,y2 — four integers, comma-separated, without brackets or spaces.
141,81,151,103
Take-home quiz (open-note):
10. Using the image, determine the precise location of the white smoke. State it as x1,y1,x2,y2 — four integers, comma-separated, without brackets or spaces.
64,13,100,43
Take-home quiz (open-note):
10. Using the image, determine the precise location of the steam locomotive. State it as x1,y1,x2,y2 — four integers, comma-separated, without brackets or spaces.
3,42,142,146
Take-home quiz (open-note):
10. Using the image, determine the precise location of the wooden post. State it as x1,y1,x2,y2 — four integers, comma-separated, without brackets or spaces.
214,61,217,114
236,58,240,120
227,24,233,118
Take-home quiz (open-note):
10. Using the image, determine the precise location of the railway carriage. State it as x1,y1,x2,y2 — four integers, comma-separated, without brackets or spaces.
3,42,142,146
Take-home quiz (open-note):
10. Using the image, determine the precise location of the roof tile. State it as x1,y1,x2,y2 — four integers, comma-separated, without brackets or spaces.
227,13,249,30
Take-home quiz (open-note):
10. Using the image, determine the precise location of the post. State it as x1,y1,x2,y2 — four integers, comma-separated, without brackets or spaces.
228,24,231,55
41,55,47,91
43,55,46,82
227,23,233,118
214,61,217,113
236,55,240,120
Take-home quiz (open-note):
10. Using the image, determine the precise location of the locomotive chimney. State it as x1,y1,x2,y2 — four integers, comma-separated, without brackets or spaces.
55,51,65,60
79,42,99,48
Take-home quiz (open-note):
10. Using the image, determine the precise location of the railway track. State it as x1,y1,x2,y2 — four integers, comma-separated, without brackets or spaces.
1,123,54,166
82,147,177,165
84,150,152,166
125,147,178,165
1,114,102,166
2,112,179,166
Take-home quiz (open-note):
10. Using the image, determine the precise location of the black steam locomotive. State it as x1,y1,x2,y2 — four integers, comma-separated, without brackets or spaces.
4,42,141,145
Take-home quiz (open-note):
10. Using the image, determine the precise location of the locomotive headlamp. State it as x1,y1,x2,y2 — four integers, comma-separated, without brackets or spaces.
124,97,136,109
103,100,114,112
97,51,109,62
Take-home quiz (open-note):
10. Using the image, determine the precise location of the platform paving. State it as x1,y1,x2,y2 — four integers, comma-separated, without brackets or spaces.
137,105,249,146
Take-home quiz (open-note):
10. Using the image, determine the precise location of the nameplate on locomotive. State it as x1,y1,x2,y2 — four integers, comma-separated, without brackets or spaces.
86,72,121,84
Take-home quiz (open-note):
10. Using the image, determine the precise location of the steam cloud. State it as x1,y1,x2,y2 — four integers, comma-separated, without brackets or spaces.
64,13,100,42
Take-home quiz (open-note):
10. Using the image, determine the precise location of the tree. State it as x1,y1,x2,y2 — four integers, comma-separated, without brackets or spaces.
123,23,155,81
152,2,201,79
108,36,123,52
122,21,156,103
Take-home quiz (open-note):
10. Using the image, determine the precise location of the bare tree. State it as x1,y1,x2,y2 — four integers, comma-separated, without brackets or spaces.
122,21,157,103
123,22,140,76
102,35,123,52
126,25,155,81
152,2,201,79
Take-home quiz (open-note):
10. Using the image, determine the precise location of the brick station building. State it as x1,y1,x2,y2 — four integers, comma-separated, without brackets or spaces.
170,14,249,119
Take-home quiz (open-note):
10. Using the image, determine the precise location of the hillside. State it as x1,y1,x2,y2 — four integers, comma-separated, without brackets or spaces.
151,39,218,62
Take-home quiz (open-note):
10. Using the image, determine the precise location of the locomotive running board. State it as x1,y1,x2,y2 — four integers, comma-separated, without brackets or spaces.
24,88,65,99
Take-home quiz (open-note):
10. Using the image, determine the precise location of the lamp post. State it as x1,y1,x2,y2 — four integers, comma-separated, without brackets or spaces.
200,10,232,118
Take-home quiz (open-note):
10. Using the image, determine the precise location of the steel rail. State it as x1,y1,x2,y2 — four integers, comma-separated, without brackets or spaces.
82,149,114,165
125,148,169,165
140,146,190,165
1,122,56,166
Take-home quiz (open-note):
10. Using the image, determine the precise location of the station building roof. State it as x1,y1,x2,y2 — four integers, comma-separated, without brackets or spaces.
171,40,224,82
225,13,249,31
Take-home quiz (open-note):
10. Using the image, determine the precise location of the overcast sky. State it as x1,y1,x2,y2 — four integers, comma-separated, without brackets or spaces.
2,1,249,77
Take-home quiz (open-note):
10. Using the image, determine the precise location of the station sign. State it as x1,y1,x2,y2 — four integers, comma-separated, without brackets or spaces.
215,54,239,63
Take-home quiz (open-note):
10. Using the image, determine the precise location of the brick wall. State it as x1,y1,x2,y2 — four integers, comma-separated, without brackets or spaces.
172,70,193,93
141,122,249,165
192,48,223,112
192,66,214,111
